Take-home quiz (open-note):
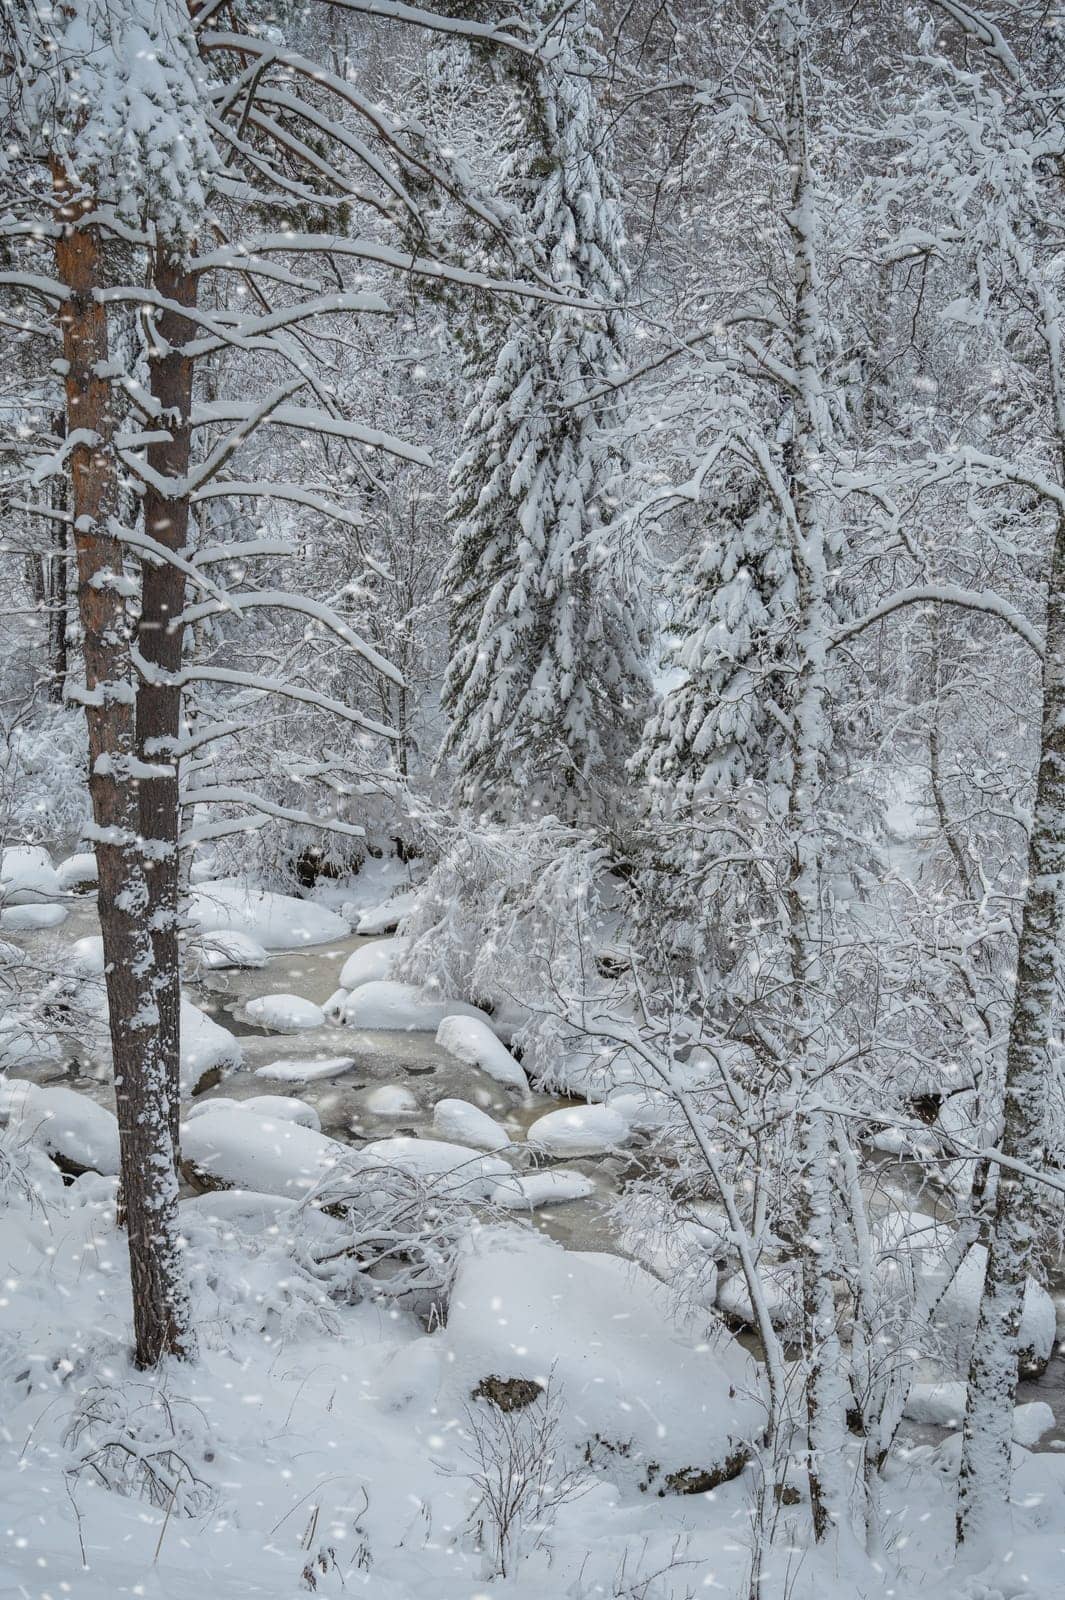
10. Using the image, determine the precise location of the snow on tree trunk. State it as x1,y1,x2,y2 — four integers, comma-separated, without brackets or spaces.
136,253,197,1161
52,170,194,1369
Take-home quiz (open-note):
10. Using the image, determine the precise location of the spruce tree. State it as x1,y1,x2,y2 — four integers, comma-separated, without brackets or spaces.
441,0,649,824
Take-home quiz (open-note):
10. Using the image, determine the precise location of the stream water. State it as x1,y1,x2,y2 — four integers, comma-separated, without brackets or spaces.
6,889,1065,1448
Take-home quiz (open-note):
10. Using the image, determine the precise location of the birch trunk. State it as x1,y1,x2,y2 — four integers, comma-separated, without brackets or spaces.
955,498,1065,1544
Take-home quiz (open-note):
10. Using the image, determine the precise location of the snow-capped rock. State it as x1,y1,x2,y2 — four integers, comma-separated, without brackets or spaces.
0,1014,62,1071
338,935,409,991
364,1084,418,1117
254,1055,356,1084
244,994,326,1033
526,1103,630,1158
355,891,418,936
181,998,243,1095
0,903,68,930
435,1014,527,1091
491,1169,596,1209
188,880,349,949
55,852,97,892
181,1107,357,1198
438,1230,764,1493
0,1081,119,1177
340,980,492,1034
0,846,62,905
359,1135,511,1200
432,1098,510,1152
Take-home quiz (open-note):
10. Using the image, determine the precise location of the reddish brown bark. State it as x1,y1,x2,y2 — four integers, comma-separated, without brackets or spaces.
137,254,198,1158
52,167,194,1369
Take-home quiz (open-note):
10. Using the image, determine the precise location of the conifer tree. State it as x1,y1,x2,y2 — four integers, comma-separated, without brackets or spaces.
441,0,649,824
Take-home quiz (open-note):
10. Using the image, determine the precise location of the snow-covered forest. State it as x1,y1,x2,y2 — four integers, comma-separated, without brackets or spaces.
2,1,1065,1595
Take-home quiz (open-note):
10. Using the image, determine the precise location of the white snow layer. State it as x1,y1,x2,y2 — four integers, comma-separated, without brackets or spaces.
526,1102,631,1156
243,993,326,1032
431,1097,510,1151
338,935,409,990
340,980,493,1033
435,1013,528,1089
188,879,349,948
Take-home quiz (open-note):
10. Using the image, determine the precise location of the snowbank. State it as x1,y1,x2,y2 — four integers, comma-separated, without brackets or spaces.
437,1231,764,1492
338,935,409,990
244,993,326,1032
432,1098,510,1151
188,880,349,949
340,980,492,1033
0,1080,119,1176
435,1014,527,1090
526,1103,630,1157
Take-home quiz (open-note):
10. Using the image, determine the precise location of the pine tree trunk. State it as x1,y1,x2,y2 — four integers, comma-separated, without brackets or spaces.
52,171,195,1370
136,253,197,1158
955,499,1065,1545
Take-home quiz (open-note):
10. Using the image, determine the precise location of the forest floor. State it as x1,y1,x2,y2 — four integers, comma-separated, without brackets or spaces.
2,856,1065,1599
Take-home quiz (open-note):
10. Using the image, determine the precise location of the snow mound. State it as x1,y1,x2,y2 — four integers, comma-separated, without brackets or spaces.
0,1080,119,1176
355,890,418,936
180,1187,344,1246
359,1135,512,1200
491,1169,596,1209
181,1106,357,1198
0,845,62,904
181,998,243,1095
244,993,325,1033
189,929,268,969
338,935,409,991
186,1094,319,1131
876,1209,1056,1376
435,1014,527,1090
188,880,349,949
255,1055,355,1084
364,1084,418,1116
904,1381,967,1427
70,934,105,977
439,1230,764,1492
432,1098,510,1151
55,851,97,892
526,1103,630,1157
0,1013,62,1070
1013,1401,1056,1446
0,903,68,930
341,980,493,1034
716,1262,801,1332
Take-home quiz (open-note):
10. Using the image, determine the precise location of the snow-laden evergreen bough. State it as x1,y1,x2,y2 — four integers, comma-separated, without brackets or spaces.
441,0,650,824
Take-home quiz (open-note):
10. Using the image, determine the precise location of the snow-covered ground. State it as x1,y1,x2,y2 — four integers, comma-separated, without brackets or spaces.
3,850,1065,1599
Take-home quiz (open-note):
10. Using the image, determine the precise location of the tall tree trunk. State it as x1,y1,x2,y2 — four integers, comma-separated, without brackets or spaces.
52,170,195,1370
955,499,1065,1545
46,407,69,703
136,252,197,1159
